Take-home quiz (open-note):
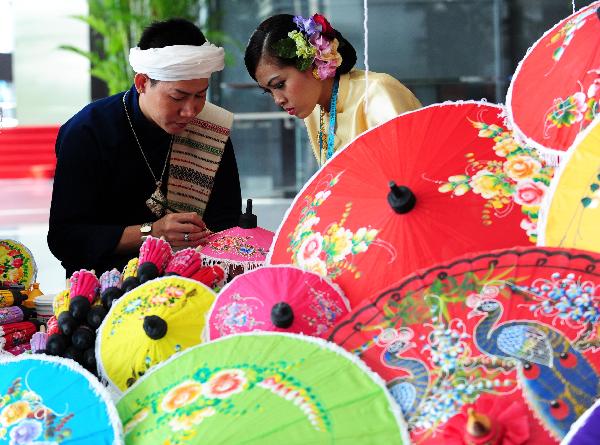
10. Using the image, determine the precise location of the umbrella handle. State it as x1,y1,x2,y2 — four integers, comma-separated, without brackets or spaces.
387,181,416,214
271,302,294,328
143,315,168,340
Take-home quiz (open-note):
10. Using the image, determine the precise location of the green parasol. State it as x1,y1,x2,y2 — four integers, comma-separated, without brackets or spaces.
117,332,408,444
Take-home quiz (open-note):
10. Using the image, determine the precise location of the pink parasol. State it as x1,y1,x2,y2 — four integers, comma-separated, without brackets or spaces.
206,265,350,340
200,199,274,280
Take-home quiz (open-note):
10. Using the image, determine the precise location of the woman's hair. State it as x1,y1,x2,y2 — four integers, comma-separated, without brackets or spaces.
244,14,357,81
138,18,206,50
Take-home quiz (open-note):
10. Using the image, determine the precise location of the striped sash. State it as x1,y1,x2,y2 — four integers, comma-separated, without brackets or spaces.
166,102,233,216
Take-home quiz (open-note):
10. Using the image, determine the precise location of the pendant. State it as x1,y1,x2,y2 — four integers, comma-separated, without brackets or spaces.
146,186,167,217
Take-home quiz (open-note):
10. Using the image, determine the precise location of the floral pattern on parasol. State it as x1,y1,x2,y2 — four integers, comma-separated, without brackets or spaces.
0,355,122,444
507,1,600,159
207,265,350,339
438,119,554,242
289,173,380,279
118,333,409,445
0,240,37,288
97,276,216,393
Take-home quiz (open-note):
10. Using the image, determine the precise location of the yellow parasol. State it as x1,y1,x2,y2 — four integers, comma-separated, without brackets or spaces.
96,276,216,393
538,117,600,251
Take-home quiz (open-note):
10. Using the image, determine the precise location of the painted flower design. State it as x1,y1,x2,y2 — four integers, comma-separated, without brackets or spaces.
437,119,554,242
351,228,378,254
520,218,538,238
207,235,267,259
313,190,331,205
124,298,143,314
295,233,324,267
513,180,547,206
123,408,150,434
527,272,600,326
5,268,23,286
545,69,600,133
581,171,600,209
289,173,380,280
0,379,74,443
503,155,542,181
161,381,203,412
323,226,354,262
150,295,168,305
492,137,519,157
302,257,329,277
164,286,185,299
0,402,30,427
168,407,216,432
469,170,503,199
203,369,247,399
0,241,33,286
8,419,42,444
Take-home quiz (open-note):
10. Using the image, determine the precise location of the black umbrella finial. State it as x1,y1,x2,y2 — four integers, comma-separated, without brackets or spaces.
271,302,294,328
143,315,168,340
238,198,258,229
387,181,416,214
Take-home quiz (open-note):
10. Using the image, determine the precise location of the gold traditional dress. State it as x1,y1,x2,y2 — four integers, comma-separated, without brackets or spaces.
304,69,422,164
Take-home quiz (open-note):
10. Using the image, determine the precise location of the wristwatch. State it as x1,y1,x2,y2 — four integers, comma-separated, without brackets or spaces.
140,222,153,237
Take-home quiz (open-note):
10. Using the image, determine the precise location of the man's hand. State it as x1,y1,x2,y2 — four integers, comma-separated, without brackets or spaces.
152,212,212,248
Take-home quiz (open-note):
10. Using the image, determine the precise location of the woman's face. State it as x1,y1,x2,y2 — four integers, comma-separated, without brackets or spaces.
254,57,323,119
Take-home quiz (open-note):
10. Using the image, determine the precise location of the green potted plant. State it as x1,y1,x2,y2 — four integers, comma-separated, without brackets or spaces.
61,0,238,95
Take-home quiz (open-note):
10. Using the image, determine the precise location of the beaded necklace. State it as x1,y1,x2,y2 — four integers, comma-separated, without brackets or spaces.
318,76,340,165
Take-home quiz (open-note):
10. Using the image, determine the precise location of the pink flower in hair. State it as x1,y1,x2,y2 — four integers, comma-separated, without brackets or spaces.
310,35,342,80
315,59,338,80
309,33,331,53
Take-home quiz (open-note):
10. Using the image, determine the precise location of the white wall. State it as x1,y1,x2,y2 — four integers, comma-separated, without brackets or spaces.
13,0,90,125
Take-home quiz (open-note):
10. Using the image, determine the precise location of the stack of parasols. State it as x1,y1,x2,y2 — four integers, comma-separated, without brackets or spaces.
41,236,226,375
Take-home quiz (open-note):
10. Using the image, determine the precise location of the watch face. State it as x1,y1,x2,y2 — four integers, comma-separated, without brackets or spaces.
141,223,152,234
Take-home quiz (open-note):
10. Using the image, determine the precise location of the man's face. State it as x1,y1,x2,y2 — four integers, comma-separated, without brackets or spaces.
137,75,210,134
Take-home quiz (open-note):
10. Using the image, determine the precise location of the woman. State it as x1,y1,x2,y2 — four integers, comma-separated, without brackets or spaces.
245,13,422,165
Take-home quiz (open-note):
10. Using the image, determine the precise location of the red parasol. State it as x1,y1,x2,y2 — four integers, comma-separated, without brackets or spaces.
327,246,600,443
506,2,600,163
268,102,552,306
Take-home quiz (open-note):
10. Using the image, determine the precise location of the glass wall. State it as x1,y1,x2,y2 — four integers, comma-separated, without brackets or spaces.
210,0,594,201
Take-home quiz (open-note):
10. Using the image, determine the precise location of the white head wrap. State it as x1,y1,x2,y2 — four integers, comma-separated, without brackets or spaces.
129,42,225,81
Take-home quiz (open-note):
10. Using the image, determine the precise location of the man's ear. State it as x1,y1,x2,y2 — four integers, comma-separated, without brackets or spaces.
134,73,149,94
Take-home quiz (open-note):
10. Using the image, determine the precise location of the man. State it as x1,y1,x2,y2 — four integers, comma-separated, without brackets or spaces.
48,18,242,276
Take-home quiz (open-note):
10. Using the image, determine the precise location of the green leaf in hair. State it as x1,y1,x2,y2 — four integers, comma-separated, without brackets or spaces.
272,38,298,59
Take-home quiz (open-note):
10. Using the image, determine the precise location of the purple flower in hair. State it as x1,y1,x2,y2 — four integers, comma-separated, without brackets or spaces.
293,15,321,36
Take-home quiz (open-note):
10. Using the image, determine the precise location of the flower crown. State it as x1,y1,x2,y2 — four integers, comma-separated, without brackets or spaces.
272,14,343,80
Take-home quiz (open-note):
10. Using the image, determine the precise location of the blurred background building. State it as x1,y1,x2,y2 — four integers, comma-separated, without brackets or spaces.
0,0,593,291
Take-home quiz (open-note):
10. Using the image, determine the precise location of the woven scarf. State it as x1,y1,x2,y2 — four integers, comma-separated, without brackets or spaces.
166,102,233,216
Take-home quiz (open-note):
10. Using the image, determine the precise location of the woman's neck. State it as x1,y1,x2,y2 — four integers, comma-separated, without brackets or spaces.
317,77,336,109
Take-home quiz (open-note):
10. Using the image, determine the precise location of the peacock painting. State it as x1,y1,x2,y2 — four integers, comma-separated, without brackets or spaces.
378,328,431,421
328,247,600,444
468,294,600,438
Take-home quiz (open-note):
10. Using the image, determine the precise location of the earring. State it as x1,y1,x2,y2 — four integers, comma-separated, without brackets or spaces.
312,67,320,80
